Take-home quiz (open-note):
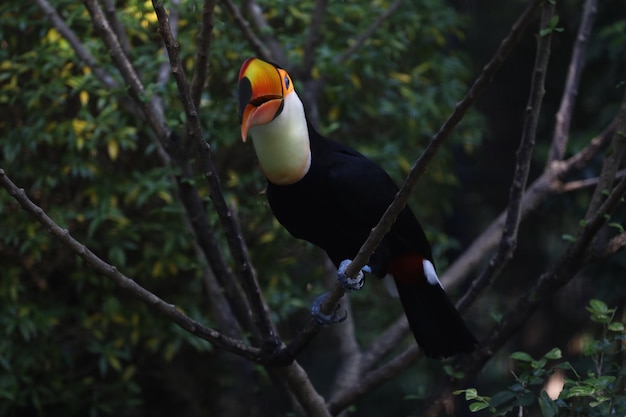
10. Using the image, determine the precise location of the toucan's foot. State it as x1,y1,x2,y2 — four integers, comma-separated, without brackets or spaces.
311,293,347,325
337,259,370,291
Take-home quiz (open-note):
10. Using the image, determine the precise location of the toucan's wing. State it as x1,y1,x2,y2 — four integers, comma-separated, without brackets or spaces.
326,144,432,259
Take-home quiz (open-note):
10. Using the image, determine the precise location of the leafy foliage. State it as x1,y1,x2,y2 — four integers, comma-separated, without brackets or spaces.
456,299,626,417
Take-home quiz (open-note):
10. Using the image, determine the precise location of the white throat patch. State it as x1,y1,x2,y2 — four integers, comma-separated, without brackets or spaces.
250,92,311,185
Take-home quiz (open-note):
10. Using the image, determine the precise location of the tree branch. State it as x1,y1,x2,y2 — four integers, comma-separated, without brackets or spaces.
547,0,598,162
333,0,404,65
190,0,217,110
586,86,626,218
591,231,626,259
276,362,332,417
221,0,272,62
243,0,288,65
35,0,118,89
101,0,132,59
457,2,555,313
156,0,180,88
559,168,626,193
301,0,327,76
0,169,263,362
151,0,279,348
328,346,422,415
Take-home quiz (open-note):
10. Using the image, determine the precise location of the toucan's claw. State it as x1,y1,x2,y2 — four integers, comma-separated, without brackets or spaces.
311,293,347,326
337,259,369,291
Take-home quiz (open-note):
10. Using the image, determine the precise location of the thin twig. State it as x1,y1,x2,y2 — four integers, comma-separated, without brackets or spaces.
244,0,288,65
559,168,626,193
333,0,404,65
221,0,272,61
190,0,217,110
586,86,626,218
547,0,598,162
151,1,279,348
0,169,263,362
302,0,327,76
457,2,556,313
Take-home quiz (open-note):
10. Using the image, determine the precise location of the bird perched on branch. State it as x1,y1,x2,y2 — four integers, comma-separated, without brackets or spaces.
237,57,476,358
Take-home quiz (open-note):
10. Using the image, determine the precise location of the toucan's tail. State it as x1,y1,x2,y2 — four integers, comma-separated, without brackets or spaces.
395,279,477,358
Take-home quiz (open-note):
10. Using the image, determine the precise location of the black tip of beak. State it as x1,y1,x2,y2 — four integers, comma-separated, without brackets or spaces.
238,77,252,123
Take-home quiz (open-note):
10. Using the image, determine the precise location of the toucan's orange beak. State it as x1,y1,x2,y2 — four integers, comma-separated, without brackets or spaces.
238,58,286,142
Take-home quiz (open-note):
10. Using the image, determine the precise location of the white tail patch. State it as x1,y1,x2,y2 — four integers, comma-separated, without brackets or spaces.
383,274,400,297
423,259,443,288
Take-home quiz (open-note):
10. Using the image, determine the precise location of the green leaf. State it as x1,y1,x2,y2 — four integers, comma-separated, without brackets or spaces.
544,348,562,360
588,299,609,314
538,391,559,417
608,322,624,332
469,402,490,412
489,390,517,408
511,351,534,362
463,388,479,400
564,385,595,398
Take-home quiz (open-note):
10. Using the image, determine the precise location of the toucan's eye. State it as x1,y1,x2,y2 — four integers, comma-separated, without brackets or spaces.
284,76,290,90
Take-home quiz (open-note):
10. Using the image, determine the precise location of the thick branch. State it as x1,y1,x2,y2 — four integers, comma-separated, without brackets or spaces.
0,169,262,362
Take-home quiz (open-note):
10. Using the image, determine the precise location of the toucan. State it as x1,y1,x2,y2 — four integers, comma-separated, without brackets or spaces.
237,57,476,358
